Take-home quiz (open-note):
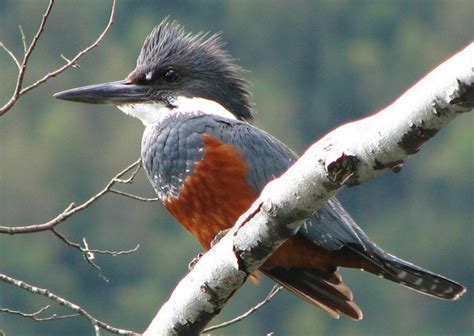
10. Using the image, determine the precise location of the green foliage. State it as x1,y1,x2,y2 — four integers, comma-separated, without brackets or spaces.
1,1,472,335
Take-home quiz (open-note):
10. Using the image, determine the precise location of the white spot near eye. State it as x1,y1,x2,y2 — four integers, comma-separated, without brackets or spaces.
145,71,153,81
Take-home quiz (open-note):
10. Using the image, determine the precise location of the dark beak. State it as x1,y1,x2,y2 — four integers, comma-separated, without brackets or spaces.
54,80,151,104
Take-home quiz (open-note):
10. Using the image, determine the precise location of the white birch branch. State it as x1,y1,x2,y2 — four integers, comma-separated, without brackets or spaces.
144,42,473,335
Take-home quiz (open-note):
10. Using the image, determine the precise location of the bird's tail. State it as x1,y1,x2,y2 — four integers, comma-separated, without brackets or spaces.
347,244,466,300
265,267,363,320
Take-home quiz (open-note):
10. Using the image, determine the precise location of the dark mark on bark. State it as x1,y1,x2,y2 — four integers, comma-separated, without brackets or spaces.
173,308,215,336
201,281,222,306
373,159,385,170
398,125,439,154
373,159,404,173
431,101,450,117
235,213,297,273
236,242,271,273
390,161,404,173
327,153,359,186
322,180,339,192
323,142,333,151
450,80,474,108
235,246,252,274
235,205,302,274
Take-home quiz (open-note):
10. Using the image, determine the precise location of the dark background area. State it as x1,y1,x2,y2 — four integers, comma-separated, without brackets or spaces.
1,1,473,335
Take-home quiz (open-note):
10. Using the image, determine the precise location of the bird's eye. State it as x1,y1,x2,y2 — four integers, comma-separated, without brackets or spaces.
162,68,180,83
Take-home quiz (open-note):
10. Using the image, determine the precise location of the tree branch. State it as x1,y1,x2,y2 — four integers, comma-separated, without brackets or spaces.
143,43,473,335
0,305,79,322
51,229,141,282
0,273,139,335
0,42,21,69
0,158,144,234
202,285,283,333
0,0,116,116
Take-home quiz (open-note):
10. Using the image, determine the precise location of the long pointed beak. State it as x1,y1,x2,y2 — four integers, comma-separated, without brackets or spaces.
54,80,151,104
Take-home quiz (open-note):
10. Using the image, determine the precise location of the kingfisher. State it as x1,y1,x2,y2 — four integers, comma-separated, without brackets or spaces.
54,19,465,320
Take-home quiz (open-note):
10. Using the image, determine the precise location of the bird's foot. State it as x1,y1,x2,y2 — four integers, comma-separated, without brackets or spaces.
188,229,230,271
188,252,205,271
210,229,230,247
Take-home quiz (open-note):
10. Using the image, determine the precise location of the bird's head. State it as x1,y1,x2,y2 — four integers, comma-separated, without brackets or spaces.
54,19,254,125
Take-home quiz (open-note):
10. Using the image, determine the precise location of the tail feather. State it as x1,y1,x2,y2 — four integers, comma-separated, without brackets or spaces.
346,244,466,300
265,268,363,320
376,252,466,300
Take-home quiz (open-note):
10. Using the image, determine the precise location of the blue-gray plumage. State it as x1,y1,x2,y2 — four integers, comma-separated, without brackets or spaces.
54,18,466,320
141,110,464,314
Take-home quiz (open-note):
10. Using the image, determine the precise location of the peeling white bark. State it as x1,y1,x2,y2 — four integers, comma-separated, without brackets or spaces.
143,43,473,336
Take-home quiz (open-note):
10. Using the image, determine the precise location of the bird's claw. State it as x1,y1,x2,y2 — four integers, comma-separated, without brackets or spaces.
188,252,204,271
210,228,230,247
188,229,230,271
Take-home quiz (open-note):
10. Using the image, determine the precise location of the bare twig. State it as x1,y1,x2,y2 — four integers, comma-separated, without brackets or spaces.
51,229,140,257
0,273,139,335
0,0,117,116
109,189,159,202
18,25,27,53
60,54,79,68
0,0,54,115
50,228,140,281
0,158,142,234
0,305,79,322
0,42,21,69
203,285,283,333
51,229,109,282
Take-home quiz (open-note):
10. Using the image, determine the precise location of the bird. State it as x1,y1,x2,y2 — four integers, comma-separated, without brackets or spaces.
54,18,465,320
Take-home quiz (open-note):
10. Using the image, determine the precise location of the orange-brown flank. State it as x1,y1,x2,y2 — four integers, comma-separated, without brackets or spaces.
164,133,342,272
164,133,257,248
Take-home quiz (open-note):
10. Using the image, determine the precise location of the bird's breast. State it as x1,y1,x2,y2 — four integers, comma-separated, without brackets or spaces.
141,117,257,247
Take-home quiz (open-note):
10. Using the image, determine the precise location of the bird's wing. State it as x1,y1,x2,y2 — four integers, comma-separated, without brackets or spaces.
198,115,367,251
198,115,465,301
142,112,364,252
145,113,465,310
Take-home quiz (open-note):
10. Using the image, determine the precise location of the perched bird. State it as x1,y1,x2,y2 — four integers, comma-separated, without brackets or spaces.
55,19,465,320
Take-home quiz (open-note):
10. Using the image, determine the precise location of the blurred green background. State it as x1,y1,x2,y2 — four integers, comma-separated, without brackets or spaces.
1,1,473,335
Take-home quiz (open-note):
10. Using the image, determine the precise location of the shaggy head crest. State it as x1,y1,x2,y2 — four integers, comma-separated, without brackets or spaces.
129,18,254,121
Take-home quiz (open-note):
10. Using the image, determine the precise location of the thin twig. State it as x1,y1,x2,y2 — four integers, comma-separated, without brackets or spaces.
20,0,116,97
0,273,139,335
0,0,117,116
0,0,54,115
109,189,159,202
18,25,27,53
202,285,283,333
87,244,141,256
0,305,79,321
113,161,142,184
50,228,140,280
60,54,79,68
0,42,21,70
51,229,109,282
0,158,142,234
51,229,140,257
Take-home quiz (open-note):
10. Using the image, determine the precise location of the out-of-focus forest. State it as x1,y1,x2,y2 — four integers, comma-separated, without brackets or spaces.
0,1,472,335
